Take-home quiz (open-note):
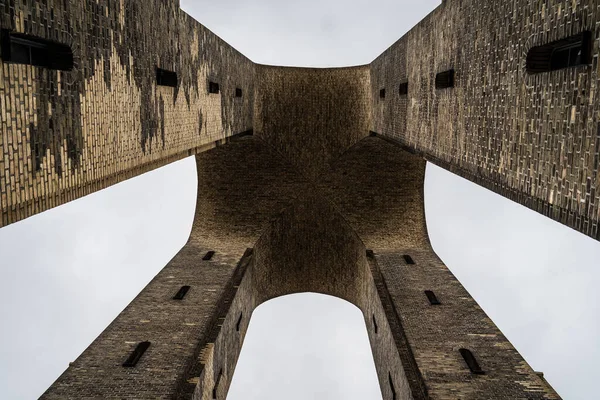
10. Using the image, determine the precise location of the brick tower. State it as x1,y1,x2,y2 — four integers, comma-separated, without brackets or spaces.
1,0,597,398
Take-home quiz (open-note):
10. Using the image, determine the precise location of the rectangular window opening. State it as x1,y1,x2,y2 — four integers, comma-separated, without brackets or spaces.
425,290,441,305
209,81,220,94
203,251,215,261
399,81,408,96
1,29,73,71
156,67,177,87
235,87,243,97
403,254,415,265
527,31,593,73
372,314,378,334
388,372,396,400
122,341,150,367
213,368,223,399
236,313,243,332
379,88,386,99
173,285,191,300
435,69,455,89
459,348,485,374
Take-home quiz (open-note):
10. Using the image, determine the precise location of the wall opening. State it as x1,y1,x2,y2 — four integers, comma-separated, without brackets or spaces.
203,251,215,260
209,81,220,94
226,293,383,400
435,69,454,89
0,29,73,70
526,31,592,73
122,341,150,367
173,285,190,300
398,82,408,96
156,67,178,87
424,290,441,305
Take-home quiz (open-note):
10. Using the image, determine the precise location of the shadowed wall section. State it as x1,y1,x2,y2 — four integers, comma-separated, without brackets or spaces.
254,65,372,178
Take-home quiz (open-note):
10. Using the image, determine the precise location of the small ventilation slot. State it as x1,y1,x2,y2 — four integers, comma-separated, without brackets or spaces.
526,31,592,73
403,254,415,265
236,313,243,332
372,315,378,334
173,285,190,300
209,81,220,94
366,249,375,259
379,88,386,99
235,88,243,97
213,368,223,399
203,251,215,261
459,348,485,374
156,67,177,87
435,69,455,89
388,372,396,400
398,82,408,95
425,290,441,305
122,341,150,367
0,29,73,70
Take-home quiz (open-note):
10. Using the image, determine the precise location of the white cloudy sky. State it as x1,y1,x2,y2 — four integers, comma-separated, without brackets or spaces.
1,1,599,399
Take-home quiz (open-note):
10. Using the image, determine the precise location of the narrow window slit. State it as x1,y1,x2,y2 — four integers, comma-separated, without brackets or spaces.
209,81,220,94
156,67,177,87
425,290,441,305
403,254,415,265
173,285,190,300
459,348,485,374
527,31,592,73
379,88,386,99
213,368,223,399
388,372,396,400
0,29,73,70
372,314,378,334
122,341,150,367
399,81,408,95
435,69,455,89
235,87,243,97
203,251,215,261
236,313,243,332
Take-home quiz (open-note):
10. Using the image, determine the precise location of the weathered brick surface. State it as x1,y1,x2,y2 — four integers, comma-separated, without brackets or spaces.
4,0,588,398
0,0,254,227
371,0,600,241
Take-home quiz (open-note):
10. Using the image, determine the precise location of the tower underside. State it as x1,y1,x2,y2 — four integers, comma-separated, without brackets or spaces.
2,0,598,398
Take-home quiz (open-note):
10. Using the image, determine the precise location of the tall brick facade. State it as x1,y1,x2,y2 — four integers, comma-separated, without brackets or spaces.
2,0,597,398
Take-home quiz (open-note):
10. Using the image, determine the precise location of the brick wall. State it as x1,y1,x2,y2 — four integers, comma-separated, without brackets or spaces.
371,0,600,241
1,0,254,227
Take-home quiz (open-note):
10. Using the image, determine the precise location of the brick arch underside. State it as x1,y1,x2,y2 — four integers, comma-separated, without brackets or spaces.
188,135,430,400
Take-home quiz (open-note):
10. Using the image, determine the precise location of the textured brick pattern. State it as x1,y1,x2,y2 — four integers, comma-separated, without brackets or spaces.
371,0,600,241
0,0,254,227
3,0,586,398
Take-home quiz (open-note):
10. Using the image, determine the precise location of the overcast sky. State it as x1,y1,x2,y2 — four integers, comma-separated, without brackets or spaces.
1,1,599,399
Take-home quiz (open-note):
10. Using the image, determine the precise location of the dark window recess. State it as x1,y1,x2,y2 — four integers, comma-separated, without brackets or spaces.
425,290,441,305
379,88,386,99
403,254,415,265
235,87,243,97
173,285,191,300
203,251,215,261
372,315,378,334
459,348,485,374
156,67,177,87
435,69,455,89
236,313,243,332
388,372,396,400
366,249,375,258
213,368,223,399
527,31,592,73
0,30,73,71
398,81,409,95
209,81,220,94
122,341,150,367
